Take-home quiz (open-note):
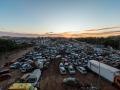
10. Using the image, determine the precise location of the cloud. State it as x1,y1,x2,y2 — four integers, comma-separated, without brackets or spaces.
59,26,120,38
0,26,120,38
85,26,120,32
0,27,7,30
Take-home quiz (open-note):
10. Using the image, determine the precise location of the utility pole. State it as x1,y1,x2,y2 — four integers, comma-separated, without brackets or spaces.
97,61,101,90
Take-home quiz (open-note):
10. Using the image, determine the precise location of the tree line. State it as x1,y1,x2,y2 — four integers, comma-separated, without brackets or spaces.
75,36,120,50
0,38,32,53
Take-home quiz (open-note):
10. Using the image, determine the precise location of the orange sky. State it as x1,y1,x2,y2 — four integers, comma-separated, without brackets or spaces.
47,26,120,38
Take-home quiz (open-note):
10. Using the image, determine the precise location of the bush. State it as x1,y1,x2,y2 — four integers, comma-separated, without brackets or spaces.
76,36,120,50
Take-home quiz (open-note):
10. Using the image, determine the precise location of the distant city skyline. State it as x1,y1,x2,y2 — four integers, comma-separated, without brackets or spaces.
0,0,120,34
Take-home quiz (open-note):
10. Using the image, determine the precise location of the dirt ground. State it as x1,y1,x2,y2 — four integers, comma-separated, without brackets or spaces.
40,59,119,90
0,47,33,66
0,47,33,90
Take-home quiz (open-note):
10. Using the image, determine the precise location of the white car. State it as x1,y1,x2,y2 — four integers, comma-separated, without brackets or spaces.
68,65,76,74
59,67,67,75
35,60,44,69
10,62,22,69
64,62,69,68
76,66,87,74
59,63,66,75
59,63,64,67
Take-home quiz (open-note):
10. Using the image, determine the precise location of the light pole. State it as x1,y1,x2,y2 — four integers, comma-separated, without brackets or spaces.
97,60,101,90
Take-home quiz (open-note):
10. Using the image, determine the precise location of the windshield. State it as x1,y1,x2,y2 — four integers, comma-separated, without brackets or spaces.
70,68,74,71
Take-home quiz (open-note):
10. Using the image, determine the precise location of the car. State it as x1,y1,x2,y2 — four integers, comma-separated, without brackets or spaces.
35,60,44,69
59,67,67,75
78,61,82,65
10,62,22,69
18,73,30,83
73,61,78,66
43,61,50,70
82,63,87,67
59,63,66,74
63,77,79,87
64,62,69,68
68,65,76,74
59,63,64,67
76,66,87,74
20,63,32,73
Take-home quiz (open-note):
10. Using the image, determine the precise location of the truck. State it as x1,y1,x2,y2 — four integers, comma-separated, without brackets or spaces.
8,83,37,90
88,60,120,88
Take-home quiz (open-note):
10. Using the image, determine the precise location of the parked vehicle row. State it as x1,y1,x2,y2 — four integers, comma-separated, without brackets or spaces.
59,62,81,75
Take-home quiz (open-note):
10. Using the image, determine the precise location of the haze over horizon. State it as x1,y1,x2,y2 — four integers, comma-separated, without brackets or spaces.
0,0,120,37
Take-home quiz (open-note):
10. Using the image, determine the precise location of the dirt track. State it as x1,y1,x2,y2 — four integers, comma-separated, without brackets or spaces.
40,59,119,90
0,47,33,66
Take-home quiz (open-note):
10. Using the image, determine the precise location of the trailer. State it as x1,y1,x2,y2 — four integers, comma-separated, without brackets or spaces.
88,60,120,88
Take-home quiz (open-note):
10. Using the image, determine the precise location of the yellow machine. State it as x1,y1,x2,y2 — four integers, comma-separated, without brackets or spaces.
8,83,37,90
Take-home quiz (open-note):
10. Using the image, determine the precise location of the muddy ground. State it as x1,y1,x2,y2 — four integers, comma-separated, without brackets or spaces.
40,60,119,90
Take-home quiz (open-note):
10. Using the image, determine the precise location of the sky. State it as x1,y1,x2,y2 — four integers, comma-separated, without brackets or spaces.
0,0,120,34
